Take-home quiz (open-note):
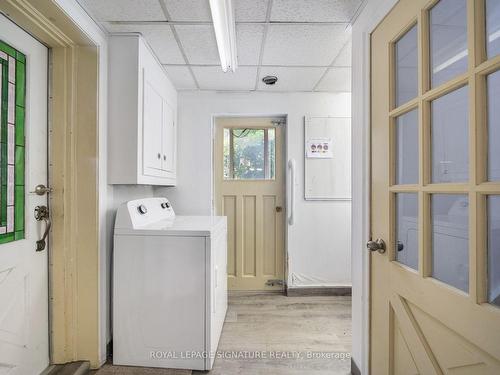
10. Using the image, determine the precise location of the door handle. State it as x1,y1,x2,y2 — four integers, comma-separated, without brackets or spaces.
30,184,52,196
367,238,386,254
34,206,51,252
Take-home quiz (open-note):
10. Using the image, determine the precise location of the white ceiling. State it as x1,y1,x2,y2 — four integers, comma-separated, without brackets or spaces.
79,0,364,92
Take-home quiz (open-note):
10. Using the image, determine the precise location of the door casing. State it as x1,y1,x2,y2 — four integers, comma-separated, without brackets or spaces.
0,0,102,368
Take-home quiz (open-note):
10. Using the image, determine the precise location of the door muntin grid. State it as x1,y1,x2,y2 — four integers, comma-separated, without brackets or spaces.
389,0,500,306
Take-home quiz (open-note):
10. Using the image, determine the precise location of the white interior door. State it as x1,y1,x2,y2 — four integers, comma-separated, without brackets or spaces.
0,14,49,375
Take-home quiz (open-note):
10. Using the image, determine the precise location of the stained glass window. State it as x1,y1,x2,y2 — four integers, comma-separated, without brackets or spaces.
0,40,25,243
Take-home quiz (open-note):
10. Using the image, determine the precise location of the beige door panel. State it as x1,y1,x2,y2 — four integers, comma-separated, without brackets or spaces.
371,0,500,373
214,118,285,291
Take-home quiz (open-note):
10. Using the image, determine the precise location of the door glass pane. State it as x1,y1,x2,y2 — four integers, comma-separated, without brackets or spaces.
431,194,469,292
223,128,276,180
395,24,418,107
487,70,500,181
395,193,418,270
431,86,469,183
430,0,468,88
486,0,500,59
488,196,500,307
395,109,418,185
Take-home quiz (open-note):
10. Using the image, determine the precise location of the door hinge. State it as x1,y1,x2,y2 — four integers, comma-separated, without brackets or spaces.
265,279,284,287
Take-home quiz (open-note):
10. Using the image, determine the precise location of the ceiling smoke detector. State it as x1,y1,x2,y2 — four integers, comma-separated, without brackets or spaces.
262,75,278,85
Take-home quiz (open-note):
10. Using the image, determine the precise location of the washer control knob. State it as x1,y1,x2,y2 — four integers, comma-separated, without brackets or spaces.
137,204,148,215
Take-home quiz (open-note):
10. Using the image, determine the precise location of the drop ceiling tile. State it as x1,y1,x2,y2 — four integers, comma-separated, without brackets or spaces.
262,24,350,66
332,40,351,67
270,0,363,22
234,0,269,22
79,0,166,21
163,0,212,21
236,24,264,65
315,67,351,92
105,23,184,64
192,66,257,90
257,67,327,91
163,66,198,89
175,25,220,65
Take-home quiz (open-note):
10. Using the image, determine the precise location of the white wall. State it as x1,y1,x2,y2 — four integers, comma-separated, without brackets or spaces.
351,0,398,373
158,91,352,288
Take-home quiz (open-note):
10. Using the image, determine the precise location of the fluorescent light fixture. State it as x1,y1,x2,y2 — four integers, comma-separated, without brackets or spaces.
433,49,468,74
209,0,238,73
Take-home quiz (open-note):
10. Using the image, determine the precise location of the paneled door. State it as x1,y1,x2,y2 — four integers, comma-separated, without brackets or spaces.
0,14,49,374
214,117,285,290
370,0,500,372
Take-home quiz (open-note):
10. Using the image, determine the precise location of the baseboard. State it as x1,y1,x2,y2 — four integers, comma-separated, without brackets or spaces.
286,286,352,297
228,289,285,297
351,358,361,375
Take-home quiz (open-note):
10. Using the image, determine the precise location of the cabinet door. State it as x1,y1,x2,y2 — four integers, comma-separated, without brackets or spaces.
143,77,164,176
161,100,175,173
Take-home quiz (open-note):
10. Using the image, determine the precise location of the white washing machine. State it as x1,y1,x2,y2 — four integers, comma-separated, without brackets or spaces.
113,197,227,370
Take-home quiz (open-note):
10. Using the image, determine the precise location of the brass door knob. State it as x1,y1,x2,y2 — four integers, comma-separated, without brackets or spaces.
275,206,283,213
367,239,386,254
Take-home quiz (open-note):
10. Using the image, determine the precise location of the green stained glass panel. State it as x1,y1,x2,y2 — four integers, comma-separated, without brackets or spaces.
0,233,15,244
0,40,16,58
15,62,25,108
15,51,25,64
15,106,24,145
14,186,24,230
0,39,25,243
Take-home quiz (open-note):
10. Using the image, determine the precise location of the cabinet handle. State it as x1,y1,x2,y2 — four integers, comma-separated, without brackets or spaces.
163,155,166,161
157,153,161,159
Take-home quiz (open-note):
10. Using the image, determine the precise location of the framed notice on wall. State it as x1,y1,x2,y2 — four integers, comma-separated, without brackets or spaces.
306,138,333,158
304,116,351,201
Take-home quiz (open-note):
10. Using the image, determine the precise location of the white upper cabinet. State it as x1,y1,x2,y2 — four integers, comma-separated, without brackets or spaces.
108,35,177,185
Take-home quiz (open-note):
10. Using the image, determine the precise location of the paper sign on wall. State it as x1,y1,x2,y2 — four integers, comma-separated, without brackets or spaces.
306,138,333,158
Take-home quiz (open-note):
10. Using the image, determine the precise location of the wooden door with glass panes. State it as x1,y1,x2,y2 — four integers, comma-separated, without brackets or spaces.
214,117,285,291
370,0,500,373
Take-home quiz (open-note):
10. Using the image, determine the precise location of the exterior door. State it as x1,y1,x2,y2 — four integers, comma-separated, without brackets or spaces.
214,117,285,291
370,0,500,373
0,14,49,375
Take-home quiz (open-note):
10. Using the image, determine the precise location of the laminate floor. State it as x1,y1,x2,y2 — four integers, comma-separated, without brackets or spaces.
94,294,351,375
193,293,352,375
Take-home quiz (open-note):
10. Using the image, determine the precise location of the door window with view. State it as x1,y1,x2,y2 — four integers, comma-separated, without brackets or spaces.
223,128,275,180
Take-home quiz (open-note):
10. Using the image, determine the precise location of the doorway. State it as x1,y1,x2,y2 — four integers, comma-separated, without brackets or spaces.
214,117,286,291
370,0,500,372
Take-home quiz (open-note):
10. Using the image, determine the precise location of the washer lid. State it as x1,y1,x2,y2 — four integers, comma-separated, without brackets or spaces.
114,215,227,237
